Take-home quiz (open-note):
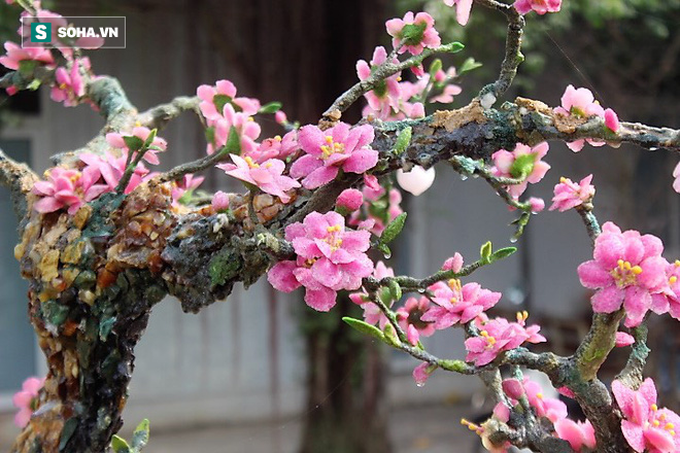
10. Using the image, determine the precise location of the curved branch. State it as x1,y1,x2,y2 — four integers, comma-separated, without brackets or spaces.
137,95,201,130
0,148,38,219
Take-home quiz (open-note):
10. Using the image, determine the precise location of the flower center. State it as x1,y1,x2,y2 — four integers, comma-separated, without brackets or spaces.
244,156,259,168
480,330,497,348
325,224,344,251
320,136,345,159
610,259,643,288
648,404,676,436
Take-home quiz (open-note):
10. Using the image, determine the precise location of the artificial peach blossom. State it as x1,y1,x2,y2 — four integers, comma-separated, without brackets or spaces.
549,175,595,212
385,11,441,55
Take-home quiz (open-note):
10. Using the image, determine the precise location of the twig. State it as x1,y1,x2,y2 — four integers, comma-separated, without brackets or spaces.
137,95,201,130
321,42,464,120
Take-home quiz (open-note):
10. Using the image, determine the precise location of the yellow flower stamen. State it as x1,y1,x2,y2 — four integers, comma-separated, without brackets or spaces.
652,404,658,411
670,276,678,285
665,423,675,431
244,156,259,168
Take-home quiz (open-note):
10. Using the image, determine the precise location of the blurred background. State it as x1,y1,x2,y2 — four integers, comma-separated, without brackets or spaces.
1,0,680,452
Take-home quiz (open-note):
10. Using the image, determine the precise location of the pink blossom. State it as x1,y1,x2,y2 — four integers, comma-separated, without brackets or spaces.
79,150,149,194
267,211,374,311
554,85,606,152
413,362,436,386
605,108,620,132
349,261,395,328
213,104,262,155
443,0,474,26
32,166,109,215
554,419,596,452
577,222,669,327
212,191,230,211
356,46,401,116
528,197,545,213
217,155,300,203
290,122,378,189
612,378,680,453
514,0,561,15
385,12,441,56
275,110,288,125
397,297,436,345
549,174,595,212
171,174,204,205
501,378,525,400
491,142,551,198
50,62,86,107
349,185,403,236
197,79,260,120
106,126,167,166
616,331,636,347
442,252,464,272
336,188,363,213
431,84,463,104
423,279,502,329
0,41,53,71
523,378,568,423
12,376,45,428
246,131,298,163
396,165,435,196
464,312,546,366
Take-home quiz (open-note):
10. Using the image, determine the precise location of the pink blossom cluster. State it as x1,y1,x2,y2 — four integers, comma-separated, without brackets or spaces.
491,142,551,199
290,122,378,189
197,80,261,155
577,222,673,327
386,12,441,56
500,378,596,452
514,0,562,15
268,211,374,311
430,67,462,104
423,278,502,330
554,85,620,152
549,174,595,212
106,126,168,166
464,312,546,366
33,149,153,215
12,376,45,428
216,155,300,203
348,177,403,236
613,378,680,453
50,57,91,107
0,41,54,95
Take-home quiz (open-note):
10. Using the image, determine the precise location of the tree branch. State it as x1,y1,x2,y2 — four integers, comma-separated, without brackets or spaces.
0,148,38,219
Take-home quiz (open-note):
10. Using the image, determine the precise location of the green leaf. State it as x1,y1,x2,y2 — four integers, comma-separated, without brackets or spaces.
342,317,385,342
388,280,402,301
490,247,517,263
123,136,145,152
509,153,536,180
142,128,157,149
376,242,391,258
59,418,79,452
18,59,37,77
204,126,215,145
131,419,150,451
224,125,242,156
392,127,412,155
27,79,42,91
446,42,465,53
458,57,483,75
213,94,232,114
380,212,407,245
111,435,131,453
383,323,401,347
480,241,492,262
379,287,393,305
439,359,466,372
428,59,443,77
259,101,282,114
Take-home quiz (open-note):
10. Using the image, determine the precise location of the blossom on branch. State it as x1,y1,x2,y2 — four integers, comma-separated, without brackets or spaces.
349,261,394,329
554,85,610,152
356,46,402,118
397,296,436,345
491,142,550,198
514,0,561,15
12,376,45,428
577,222,669,327
549,174,595,212
385,11,441,56
268,211,374,311
197,79,260,120
612,378,680,453
106,126,167,165
464,312,546,366
50,59,89,107
32,166,109,215
290,122,378,189
423,279,502,329
217,155,299,203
